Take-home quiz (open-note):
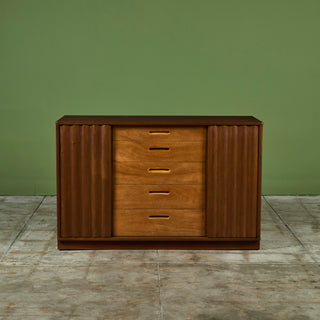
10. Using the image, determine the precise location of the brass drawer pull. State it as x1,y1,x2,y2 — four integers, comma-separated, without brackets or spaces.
149,191,170,195
149,130,170,135
148,215,170,219
149,147,170,151
148,168,171,173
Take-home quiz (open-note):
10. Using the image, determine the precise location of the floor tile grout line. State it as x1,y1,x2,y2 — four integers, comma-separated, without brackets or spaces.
297,197,319,221
0,196,46,262
297,197,320,267
263,196,318,264
263,196,305,246
157,263,164,320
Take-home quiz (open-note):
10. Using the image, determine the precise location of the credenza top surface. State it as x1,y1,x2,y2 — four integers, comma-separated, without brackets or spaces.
56,115,262,125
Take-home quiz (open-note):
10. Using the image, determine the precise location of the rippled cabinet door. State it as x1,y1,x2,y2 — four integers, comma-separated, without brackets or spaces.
57,124,112,239
206,125,261,238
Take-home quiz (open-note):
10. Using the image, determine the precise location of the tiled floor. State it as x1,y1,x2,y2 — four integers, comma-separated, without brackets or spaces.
0,196,320,320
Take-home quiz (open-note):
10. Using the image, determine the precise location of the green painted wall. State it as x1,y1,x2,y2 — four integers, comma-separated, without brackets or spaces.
0,0,319,195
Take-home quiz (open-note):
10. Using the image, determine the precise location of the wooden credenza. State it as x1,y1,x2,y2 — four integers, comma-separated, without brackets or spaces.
56,116,263,250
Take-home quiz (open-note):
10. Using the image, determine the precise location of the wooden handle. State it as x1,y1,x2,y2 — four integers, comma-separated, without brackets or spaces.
148,168,171,173
149,130,170,135
149,191,170,195
148,215,170,219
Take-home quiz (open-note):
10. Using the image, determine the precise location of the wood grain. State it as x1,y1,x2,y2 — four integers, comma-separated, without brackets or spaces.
58,240,260,250
59,124,112,238
57,115,262,126
58,236,258,241
57,116,262,250
113,209,205,236
113,140,205,162
113,126,206,141
206,125,260,238
113,161,205,185
114,184,205,209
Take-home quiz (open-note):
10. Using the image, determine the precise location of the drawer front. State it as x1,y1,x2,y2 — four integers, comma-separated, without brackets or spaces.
113,140,205,162
113,209,205,237
114,185,205,209
114,161,205,185
113,126,206,142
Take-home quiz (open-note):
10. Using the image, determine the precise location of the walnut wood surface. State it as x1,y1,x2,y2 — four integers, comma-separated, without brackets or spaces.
113,161,205,185
58,240,260,250
113,209,205,237
56,116,263,250
114,184,205,209
114,140,205,162
206,125,260,238
58,236,259,241
58,124,112,238
113,126,206,141
57,115,262,125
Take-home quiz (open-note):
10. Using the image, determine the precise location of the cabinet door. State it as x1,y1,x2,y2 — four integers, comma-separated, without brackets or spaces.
57,124,112,238
206,125,261,238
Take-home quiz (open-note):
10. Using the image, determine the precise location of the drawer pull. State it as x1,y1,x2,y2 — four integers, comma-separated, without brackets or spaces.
149,147,170,151
148,215,170,219
148,168,171,173
149,130,170,135
149,191,170,195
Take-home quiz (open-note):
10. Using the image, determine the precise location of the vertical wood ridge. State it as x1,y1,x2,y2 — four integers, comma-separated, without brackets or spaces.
70,125,80,236
222,126,228,236
81,125,89,237
100,124,112,237
90,126,96,237
232,126,238,236
60,126,71,237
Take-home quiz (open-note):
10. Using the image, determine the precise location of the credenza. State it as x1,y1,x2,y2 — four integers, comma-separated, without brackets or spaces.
56,116,263,249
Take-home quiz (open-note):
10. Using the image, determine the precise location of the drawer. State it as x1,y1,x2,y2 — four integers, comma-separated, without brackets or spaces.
113,140,205,162
114,185,205,209
113,209,205,237
113,126,206,141
114,161,205,185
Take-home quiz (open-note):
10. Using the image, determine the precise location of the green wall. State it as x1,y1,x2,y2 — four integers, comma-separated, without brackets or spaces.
1,0,319,195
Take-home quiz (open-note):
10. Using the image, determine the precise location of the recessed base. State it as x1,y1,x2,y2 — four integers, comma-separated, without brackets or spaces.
58,240,260,250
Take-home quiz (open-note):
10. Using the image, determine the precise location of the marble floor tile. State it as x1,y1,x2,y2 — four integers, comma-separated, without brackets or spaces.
5,239,50,253
298,197,320,221
18,230,56,241
40,196,57,205
24,215,57,231
72,263,160,319
159,263,320,320
0,196,44,260
92,249,158,264
0,213,30,230
1,240,50,265
157,198,315,265
40,249,95,266
303,242,320,263
0,230,20,259
287,223,320,243
33,202,56,217
0,196,44,231
298,196,320,204
0,264,160,319
265,196,317,223
0,196,43,214
1,195,320,319
157,248,315,265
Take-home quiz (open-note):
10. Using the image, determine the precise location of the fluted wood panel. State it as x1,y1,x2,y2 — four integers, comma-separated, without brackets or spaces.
207,125,260,238
58,124,112,238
